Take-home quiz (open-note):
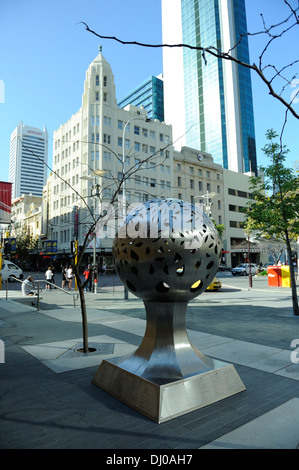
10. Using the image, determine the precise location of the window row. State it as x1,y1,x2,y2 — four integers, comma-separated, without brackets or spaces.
54,142,80,164
54,124,80,148
177,177,221,193
95,91,108,102
176,163,220,180
228,188,253,199
95,75,108,87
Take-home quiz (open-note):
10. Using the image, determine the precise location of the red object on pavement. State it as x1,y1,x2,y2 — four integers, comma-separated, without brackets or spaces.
267,266,281,287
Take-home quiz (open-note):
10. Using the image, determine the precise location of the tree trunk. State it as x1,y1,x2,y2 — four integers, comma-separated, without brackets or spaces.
285,231,299,316
75,270,89,352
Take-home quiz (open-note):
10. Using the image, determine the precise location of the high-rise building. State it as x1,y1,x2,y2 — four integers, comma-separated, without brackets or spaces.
44,48,173,254
118,75,164,122
162,0,257,175
9,121,48,200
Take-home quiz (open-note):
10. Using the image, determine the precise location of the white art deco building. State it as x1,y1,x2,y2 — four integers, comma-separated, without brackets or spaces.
44,48,174,254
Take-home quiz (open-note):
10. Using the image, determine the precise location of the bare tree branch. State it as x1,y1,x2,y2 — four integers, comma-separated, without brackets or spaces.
79,3,299,121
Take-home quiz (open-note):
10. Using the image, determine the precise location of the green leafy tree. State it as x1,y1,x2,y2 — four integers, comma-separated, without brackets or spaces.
15,231,38,261
244,130,299,315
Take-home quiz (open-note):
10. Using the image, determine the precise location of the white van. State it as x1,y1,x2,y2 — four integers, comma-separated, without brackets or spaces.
0,260,24,282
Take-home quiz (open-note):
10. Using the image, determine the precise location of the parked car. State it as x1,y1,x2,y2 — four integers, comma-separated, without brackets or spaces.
263,263,274,269
231,263,258,276
218,264,231,271
206,277,222,291
0,260,24,282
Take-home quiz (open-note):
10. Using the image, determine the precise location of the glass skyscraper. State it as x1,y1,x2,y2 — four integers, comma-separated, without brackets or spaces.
118,75,164,122
162,0,257,174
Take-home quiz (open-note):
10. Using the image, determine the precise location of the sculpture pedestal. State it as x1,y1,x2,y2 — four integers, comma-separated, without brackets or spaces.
92,301,245,423
93,359,245,423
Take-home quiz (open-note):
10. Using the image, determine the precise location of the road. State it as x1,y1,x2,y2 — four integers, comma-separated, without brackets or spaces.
1,268,276,293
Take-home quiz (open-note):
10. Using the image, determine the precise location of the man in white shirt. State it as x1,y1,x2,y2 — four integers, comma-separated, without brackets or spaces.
45,267,53,290
66,265,73,290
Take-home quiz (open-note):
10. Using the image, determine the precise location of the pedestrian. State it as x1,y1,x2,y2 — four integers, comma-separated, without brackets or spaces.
51,266,56,288
45,266,53,290
22,275,36,296
66,265,73,290
62,266,68,290
83,264,92,292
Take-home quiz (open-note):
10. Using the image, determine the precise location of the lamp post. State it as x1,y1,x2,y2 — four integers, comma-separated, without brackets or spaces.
80,169,107,294
122,115,150,299
245,230,259,288
194,191,216,217
247,233,253,288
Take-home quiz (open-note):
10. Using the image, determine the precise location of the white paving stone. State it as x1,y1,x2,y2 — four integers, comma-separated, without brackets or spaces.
22,335,137,373
200,398,299,449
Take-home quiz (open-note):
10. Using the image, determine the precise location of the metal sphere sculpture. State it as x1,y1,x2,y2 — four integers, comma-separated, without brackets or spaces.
93,199,246,423
113,198,221,302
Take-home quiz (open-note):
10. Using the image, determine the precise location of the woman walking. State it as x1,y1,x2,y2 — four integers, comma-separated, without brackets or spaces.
62,266,68,290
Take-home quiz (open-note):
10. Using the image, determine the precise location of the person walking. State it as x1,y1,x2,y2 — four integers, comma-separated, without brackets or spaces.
50,266,56,288
83,264,92,292
45,267,53,290
66,265,73,290
62,266,68,290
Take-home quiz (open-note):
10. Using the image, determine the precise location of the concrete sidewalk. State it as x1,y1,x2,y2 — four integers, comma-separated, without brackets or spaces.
1,280,299,449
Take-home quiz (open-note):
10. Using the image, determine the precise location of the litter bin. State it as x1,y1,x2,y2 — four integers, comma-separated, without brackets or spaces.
267,266,281,287
281,266,291,287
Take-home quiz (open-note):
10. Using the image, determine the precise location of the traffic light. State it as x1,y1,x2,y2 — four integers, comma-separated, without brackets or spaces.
4,242,11,256
70,240,78,255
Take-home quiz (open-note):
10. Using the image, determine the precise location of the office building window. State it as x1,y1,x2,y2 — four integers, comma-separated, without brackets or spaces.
103,134,111,144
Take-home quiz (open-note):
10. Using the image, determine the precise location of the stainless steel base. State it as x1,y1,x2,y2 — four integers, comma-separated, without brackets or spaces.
92,300,245,422
92,358,246,423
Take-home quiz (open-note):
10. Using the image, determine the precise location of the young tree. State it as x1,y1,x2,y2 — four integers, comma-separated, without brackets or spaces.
244,129,299,315
20,137,175,352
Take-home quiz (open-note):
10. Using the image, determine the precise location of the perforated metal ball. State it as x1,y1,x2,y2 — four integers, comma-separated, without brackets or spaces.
113,199,221,302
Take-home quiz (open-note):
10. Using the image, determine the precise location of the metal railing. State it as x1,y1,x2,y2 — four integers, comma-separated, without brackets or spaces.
3,277,79,311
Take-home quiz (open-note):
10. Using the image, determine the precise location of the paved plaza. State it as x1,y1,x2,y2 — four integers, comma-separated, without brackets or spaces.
0,273,299,449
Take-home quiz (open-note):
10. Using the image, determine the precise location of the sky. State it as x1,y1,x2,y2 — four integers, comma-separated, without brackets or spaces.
0,0,298,183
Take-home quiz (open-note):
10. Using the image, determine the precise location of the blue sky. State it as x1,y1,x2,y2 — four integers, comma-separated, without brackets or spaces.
0,0,298,183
